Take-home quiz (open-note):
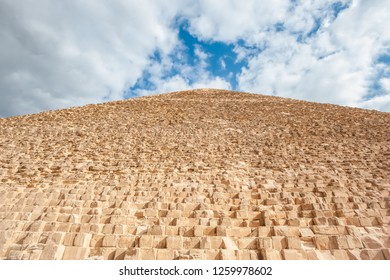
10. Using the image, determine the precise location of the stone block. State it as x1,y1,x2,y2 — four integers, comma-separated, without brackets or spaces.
209,237,223,249
113,249,126,260
148,225,164,235
216,226,227,236
156,249,175,260
299,228,314,237
237,237,257,250
118,236,136,248
166,236,183,250
183,237,200,249
381,249,390,260
360,249,385,260
282,249,307,260
258,237,272,249
63,233,76,246
313,236,333,250
331,249,350,260
286,236,302,249
62,246,90,260
221,249,237,260
102,235,117,247
40,245,65,260
273,226,300,236
227,227,251,237
139,248,156,260
222,237,239,250
361,236,383,249
313,250,335,260
272,236,287,250
261,249,282,260
139,235,154,248
73,233,92,247
258,227,272,237
205,249,221,260
346,236,364,249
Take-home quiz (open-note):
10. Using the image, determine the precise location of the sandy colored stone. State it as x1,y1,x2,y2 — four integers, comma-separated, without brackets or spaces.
0,88,389,260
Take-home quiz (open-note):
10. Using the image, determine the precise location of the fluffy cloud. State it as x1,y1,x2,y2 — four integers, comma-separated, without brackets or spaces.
0,0,180,117
182,0,389,111
1,0,389,117
235,0,390,110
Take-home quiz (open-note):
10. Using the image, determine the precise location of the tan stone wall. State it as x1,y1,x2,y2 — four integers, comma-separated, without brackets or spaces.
0,89,389,259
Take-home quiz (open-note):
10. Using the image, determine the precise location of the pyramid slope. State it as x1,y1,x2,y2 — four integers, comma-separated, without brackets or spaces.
0,88,389,260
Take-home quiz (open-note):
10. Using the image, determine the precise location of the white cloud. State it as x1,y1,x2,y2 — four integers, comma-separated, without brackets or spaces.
1,0,389,116
235,0,390,111
185,0,290,43
0,0,181,117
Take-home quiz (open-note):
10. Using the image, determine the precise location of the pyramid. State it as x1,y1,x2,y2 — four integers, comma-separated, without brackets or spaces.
0,88,389,260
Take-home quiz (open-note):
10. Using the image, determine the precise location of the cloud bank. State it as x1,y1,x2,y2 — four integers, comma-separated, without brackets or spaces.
0,0,389,117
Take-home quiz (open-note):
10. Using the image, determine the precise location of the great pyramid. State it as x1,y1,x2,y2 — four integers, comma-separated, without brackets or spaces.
0,88,389,260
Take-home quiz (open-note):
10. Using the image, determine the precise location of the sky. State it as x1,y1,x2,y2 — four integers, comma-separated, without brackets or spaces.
0,0,389,117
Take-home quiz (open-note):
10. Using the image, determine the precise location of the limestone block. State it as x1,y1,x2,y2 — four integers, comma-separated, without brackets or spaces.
361,236,383,249
148,225,164,235
40,245,65,260
227,227,251,237
113,249,126,260
139,235,154,248
258,227,272,237
273,226,300,236
360,249,385,260
102,235,117,247
46,232,64,245
258,237,273,249
237,237,258,250
123,248,140,260
139,248,156,260
282,249,307,260
331,236,349,249
313,250,335,260
73,233,92,247
216,226,227,236
205,249,220,260
166,236,183,250
299,228,314,237
118,236,136,248
381,249,390,260
261,249,282,260
62,246,90,260
305,250,319,260
183,237,200,249
100,248,116,260
165,226,179,236
312,225,345,235
156,249,175,260
135,225,148,235
222,237,239,250
63,233,76,246
90,234,104,247
0,231,13,246
313,236,333,250
221,249,237,260
286,236,302,249
346,235,364,249
189,249,205,260
167,210,182,218
331,249,350,260
272,236,287,250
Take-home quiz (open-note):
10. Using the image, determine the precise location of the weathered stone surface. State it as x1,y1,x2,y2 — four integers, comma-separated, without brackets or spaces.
0,88,389,259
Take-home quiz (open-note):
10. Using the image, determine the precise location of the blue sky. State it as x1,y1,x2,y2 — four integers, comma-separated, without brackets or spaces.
0,0,389,117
